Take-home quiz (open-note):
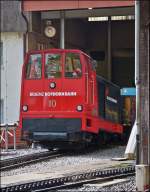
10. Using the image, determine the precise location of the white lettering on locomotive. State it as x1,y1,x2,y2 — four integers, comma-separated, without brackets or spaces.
30,92,44,96
106,96,117,103
30,91,77,97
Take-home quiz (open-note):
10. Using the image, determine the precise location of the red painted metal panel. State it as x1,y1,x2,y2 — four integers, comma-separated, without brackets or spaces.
23,1,79,12
78,1,135,9
23,0,135,12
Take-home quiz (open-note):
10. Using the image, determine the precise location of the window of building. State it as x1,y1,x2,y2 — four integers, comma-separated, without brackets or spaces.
26,54,42,79
90,51,105,61
0,42,3,67
0,99,4,124
88,15,134,22
111,15,134,21
65,53,82,78
45,53,61,78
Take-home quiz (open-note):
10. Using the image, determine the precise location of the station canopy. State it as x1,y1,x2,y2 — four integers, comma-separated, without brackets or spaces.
23,0,135,12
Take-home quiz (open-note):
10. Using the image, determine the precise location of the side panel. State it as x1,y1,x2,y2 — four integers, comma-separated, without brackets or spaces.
97,76,121,124
97,81,105,118
105,83,121,123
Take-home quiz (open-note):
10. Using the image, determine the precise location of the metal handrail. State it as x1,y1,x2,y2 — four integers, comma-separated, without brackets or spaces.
0,124,17,151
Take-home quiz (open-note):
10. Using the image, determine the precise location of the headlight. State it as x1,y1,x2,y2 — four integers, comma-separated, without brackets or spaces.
50,82,56,89
22,105,28,112
76,105,83,112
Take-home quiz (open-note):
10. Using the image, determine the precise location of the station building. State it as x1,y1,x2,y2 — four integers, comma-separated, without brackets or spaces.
0,1,149,190
1,1,26,125
0,0,135,127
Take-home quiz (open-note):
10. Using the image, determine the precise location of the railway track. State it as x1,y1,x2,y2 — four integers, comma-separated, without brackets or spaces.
0,150,63,172
1,165,135,192
51,169,135,191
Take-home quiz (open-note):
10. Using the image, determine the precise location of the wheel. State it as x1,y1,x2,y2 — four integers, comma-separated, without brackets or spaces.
93,131,107,148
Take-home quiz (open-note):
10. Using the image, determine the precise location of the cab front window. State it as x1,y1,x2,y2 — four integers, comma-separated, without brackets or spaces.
45,53,62,78
26,54,42,79
65,53,82,78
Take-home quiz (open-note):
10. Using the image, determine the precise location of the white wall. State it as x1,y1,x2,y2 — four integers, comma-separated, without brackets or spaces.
0,32,24,125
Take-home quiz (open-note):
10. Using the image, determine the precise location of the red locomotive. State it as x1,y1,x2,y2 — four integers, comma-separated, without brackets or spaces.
19,49,123,149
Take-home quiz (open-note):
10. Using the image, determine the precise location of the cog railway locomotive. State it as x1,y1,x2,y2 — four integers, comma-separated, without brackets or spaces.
19,49,123,149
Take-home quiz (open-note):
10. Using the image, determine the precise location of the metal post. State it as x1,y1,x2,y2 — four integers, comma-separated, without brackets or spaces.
5,124,8,151
13,126,16,150
60,11,65,49
135,0,140,165
31,142,35,149
5,36,8,151
148,20,150,166
107,16,111,81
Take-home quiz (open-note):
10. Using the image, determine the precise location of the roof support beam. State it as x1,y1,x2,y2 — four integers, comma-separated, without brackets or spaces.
60,11,65,49
42,7,134,20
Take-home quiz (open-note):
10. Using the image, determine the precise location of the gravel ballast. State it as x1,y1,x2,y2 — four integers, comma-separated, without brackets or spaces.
1,147,48,160
1,145,136,191
1,145,129,177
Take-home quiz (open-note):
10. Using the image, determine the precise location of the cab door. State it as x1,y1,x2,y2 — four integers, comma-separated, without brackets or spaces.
84,57,94,108
62,52,84,112
22,53,44,113
43,51,63,113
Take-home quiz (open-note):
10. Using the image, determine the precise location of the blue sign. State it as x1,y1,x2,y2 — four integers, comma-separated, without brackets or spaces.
121,88,136,96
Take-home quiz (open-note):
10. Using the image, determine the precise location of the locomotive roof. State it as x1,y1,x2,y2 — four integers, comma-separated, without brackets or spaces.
96,75,120,89
27,49,91,59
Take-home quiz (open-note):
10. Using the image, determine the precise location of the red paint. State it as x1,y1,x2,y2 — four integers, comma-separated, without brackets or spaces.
23,0,134,12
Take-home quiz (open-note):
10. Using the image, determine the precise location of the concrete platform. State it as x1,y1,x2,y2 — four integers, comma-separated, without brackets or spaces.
1,159,134,188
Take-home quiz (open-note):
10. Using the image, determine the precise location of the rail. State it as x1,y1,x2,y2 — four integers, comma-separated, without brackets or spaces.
1,165,135,192
0,151,63,172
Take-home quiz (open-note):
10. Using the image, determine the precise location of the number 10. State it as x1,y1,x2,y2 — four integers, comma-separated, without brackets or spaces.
49,100,56,108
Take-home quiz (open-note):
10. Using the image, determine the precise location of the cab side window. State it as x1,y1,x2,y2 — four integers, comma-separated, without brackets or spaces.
45,53,61,78
26,54,42,79
65,53,82,78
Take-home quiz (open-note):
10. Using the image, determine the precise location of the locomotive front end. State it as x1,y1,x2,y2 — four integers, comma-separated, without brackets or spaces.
19,49,90,149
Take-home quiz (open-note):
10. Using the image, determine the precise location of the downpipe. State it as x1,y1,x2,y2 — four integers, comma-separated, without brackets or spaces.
21,1,29,54
135,0,140,165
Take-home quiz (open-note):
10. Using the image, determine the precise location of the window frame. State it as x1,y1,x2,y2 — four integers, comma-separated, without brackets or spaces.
0,42,3,68
44,53,62,79
0,99,4,125
25,53,42,80
64,52,82,79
